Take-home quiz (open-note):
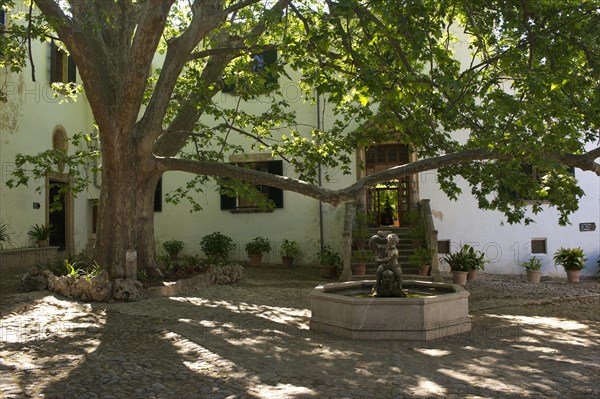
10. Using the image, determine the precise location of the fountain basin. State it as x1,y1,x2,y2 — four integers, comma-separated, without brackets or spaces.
309,280,471,340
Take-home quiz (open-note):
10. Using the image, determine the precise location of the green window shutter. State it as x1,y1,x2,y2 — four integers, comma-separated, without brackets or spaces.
50,40,58,83
68,56,77,83
266,160,283,208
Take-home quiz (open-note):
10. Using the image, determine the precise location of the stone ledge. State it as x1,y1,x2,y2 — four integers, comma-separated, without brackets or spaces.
0,247,60,275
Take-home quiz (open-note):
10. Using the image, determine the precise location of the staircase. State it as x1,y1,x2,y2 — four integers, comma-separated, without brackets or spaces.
350,227,434,281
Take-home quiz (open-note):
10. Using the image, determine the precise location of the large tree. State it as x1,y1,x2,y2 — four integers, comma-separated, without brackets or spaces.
6,0,600,278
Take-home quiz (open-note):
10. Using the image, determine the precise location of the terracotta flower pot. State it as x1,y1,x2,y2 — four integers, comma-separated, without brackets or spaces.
37,240,49,248
566,270,581,283
282,256,295,268
452,271,468,286
418,264,430,276
320,265,337,279
526,270,541,284
467,270,478,281
352,263,366,275
248,254,262,267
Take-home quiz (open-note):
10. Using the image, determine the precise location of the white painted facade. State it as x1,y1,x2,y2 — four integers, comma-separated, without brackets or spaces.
1,16,598,276
0,32,98,253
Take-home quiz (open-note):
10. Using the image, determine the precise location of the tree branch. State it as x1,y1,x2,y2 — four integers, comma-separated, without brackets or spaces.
157,146,600,207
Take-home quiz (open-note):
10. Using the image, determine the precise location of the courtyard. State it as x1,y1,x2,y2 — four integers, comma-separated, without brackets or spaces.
1,266,599,399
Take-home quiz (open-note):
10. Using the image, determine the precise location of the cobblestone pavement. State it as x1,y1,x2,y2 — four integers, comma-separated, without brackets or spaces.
1,267,599,399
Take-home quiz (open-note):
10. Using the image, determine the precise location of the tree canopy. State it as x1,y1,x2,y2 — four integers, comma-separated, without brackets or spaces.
3,0,599,276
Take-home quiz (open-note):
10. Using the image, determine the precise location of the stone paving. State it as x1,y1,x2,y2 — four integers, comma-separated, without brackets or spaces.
1,267,599,399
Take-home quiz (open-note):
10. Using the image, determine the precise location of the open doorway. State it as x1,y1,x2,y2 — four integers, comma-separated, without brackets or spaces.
47,176,74,253
363,144,412,227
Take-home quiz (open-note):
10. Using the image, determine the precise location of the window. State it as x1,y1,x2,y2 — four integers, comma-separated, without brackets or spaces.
222,48,278,93
50,40,77,83
220,160,283,212
437,240,451,254
531,238,547,254
0,9,5,57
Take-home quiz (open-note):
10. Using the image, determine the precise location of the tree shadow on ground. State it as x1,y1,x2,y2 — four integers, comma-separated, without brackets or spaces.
2,270,599,398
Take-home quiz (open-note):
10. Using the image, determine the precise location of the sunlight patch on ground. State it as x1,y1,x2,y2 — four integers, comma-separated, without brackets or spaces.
510,345,559,353
161,330,318,398
413,348,452,357
488,314,599,347
408,377,447,397
490,314,588,330
0,295,104,344
249,384,318,398
170,296,310,329
0,296,105,397
438,368,523,393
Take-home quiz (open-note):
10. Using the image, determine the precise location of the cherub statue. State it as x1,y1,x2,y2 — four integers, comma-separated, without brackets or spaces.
370,232,403,297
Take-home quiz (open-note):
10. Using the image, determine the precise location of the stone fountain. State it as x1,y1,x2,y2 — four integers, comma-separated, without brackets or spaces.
309,232,471,340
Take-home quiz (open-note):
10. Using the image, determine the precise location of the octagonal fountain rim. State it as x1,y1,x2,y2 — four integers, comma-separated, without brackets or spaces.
309,279,469,304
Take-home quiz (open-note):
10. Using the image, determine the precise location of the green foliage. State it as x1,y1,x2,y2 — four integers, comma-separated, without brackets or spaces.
352,249,374,264
352,210,371,240
183,254,201,268
407,210,426,241
44,255,103,280
521,256,543,271
280,239,301,258
245,236,271,256
137,269,148,282
318,245,342,266
162,239,184,258
159,254,173,274
0,221,9,246
200,232,235,264
408,247,434,267
3,0,598,275
27,223,54,241
443,244,486,272
553,247,586,271
6,133,100,209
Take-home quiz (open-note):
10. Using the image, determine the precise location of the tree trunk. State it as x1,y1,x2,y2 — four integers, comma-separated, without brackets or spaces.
94,148,161,279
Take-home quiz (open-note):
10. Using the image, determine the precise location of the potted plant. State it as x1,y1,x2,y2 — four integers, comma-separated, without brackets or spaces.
352,210,370,250
280,239,301,268
0,221,9,249
318,245,342,279
408,247,434,276
163,239,184,260
407,210,426,247
27,223,54,247
521,256,543,283
245,236,271,266
443,244,484,285
553,247,586,283
351,249,373,275
200,232,235,265
466,246,486,281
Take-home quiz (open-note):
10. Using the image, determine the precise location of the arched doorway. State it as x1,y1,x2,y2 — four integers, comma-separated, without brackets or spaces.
47,127,74,253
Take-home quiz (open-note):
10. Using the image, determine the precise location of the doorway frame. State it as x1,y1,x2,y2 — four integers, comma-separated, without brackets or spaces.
356,143,420,226
46,172,75,254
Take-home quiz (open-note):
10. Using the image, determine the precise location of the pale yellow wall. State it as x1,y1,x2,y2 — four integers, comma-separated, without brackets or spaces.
153,70,361,264
0,24,97,251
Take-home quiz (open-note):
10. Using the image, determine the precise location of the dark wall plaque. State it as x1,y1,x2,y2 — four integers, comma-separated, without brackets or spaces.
579,223,596,232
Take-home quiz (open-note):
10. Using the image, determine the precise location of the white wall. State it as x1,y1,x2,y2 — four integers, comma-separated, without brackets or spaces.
421,166,600,277
153,71,359,264
0,33,96,252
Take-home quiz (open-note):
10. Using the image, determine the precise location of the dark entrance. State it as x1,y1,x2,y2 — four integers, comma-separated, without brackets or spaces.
364,144,411,227
49,181,67,250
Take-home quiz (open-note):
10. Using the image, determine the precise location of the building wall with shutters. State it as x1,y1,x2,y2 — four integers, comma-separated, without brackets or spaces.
0,20,97,253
